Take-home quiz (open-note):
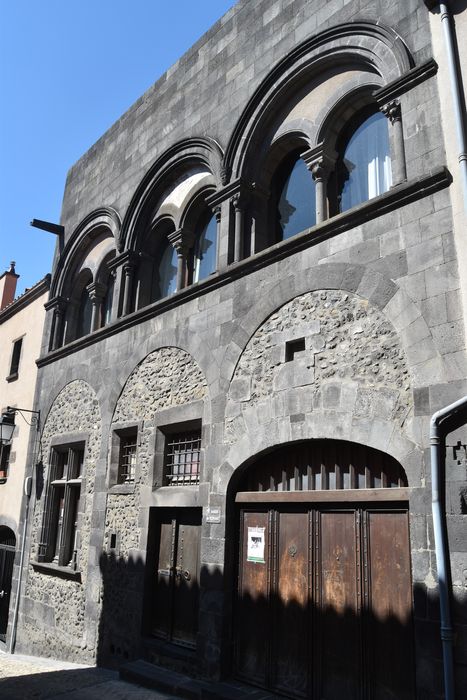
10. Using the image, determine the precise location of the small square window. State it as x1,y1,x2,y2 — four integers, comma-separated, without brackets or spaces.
118,434,137,484
285,337,305,362
164,430,201,486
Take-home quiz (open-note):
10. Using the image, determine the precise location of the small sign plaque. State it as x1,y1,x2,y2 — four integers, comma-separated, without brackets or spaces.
206,507,221,523
247,526,266,563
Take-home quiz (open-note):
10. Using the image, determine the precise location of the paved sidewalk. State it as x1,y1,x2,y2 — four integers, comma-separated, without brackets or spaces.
0,651,180,699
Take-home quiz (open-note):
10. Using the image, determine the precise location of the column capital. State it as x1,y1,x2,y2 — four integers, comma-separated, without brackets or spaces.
107,250,139,274
86,281,107,301
302,143,337,181
380,99,401,124
44,295,67,313
168,228,196,255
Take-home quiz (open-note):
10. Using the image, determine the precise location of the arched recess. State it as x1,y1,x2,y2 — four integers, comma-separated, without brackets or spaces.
121,137,224,254
227,439,415,699
23,380,101,658
0,526,16,642
223,21,412,185
51,207,121,299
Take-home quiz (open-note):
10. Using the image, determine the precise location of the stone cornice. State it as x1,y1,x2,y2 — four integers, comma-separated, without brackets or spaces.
373,58,438,107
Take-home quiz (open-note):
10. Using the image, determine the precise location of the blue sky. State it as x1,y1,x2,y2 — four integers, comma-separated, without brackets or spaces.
0,0,235,296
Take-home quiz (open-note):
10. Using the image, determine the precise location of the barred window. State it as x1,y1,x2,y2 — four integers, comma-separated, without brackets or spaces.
118,434,137,484
165,431,201,486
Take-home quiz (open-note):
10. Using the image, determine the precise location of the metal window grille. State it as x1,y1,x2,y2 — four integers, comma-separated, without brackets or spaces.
119,437,137,483
165,431,201,486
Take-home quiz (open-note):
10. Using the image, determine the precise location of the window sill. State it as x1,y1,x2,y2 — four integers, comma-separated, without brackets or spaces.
6,372,18,383
109,482,135,495
31,560,82,582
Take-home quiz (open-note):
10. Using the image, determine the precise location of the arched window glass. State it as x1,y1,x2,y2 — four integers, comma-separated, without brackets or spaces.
156,239,178,299
276,156,316,241
101,272,114,327
339,111,392,212
193,213,217,283
76,288,92,339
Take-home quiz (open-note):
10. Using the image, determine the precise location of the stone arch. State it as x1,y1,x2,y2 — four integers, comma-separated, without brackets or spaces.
121,137,224,253
51,207,121,298
224,21,412,184
111,346,208,426
222,286,425,489
221,262,439,391
24,379,101,659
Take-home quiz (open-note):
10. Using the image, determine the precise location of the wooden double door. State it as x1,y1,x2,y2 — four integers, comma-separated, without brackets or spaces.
149,508,201,648
235,504,415,699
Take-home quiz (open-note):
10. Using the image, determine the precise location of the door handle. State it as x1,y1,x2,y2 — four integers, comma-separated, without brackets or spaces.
183,569,191,581
0,590,6,599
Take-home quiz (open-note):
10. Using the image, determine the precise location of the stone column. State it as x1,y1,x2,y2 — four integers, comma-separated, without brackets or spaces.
310,162,330,224
381,99,407,186
168,228,195,291
213,205,221,272
231,194,245,263
86,282,106,332
48,297,67,351
121,259,137,316
303,145,336,225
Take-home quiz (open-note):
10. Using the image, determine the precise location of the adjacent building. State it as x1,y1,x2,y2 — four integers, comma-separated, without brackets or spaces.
0,264,49,647
10,1,467,698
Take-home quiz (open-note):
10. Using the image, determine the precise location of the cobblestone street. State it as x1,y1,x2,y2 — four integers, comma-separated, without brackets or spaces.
0,651,179,699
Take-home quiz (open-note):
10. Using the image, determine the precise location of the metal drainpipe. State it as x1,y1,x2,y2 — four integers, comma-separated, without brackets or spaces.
438,2,467,214
430,395,467,700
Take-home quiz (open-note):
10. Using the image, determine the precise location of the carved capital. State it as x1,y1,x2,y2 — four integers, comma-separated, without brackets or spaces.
381,99,401,124
168,228,195,256
86,281,107,302
212,205,222,223
302,143,336,182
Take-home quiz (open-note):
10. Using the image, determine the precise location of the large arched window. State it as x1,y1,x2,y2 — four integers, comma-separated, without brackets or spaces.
336,108,392,213
274,152,316,242
193,212,217,283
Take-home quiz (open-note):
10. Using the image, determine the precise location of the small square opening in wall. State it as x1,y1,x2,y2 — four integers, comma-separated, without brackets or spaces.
285,337,306,362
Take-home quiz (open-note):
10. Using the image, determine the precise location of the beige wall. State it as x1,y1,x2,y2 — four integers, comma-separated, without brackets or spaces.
0,288,48,536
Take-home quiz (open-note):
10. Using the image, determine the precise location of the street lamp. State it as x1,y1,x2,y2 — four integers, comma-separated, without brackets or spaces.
0,411,15,445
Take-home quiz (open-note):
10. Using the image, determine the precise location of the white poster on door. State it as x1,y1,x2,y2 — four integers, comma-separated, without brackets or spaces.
247,526,265,563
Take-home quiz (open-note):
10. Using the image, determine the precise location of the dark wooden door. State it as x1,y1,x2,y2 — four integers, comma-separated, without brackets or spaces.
151,508,201,648
235,504,414,699
0,528,16,643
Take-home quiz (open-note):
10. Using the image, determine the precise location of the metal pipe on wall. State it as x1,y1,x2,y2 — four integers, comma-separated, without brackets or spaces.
439,2,467,214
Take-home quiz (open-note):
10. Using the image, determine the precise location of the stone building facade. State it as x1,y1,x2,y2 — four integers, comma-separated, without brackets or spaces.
11,1,467,698
0,266,49,648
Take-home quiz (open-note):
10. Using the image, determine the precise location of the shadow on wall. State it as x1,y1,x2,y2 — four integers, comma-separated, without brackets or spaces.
93,548,467,699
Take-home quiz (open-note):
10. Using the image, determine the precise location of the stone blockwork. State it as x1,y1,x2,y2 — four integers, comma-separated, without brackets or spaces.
226,290,412,442
19,380,101,662
113,348,207,425
100,348,207,665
